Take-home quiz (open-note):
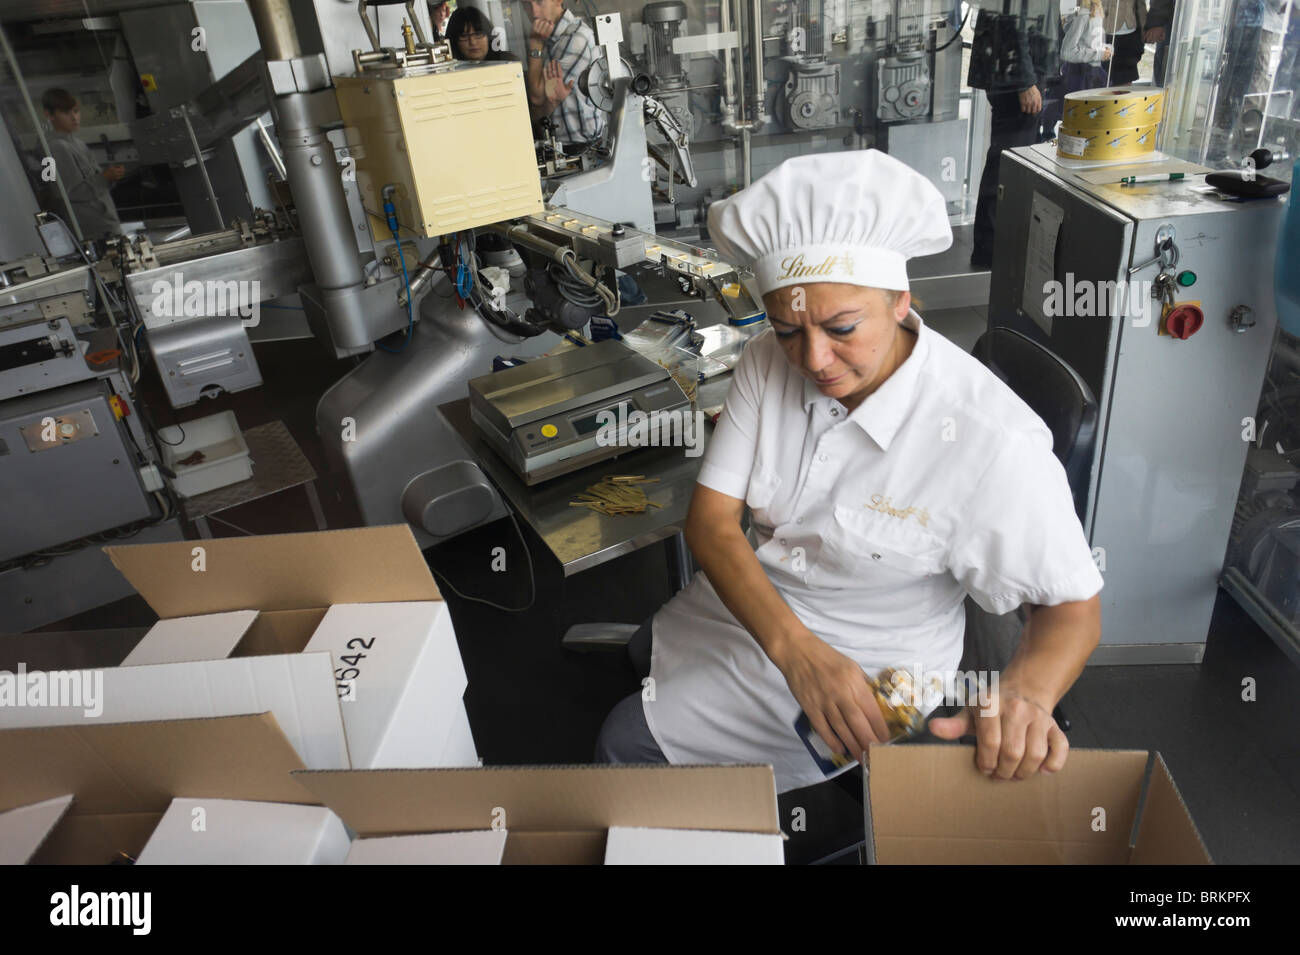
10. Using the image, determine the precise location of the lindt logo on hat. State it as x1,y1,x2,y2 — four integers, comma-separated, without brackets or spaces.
777,253,855,281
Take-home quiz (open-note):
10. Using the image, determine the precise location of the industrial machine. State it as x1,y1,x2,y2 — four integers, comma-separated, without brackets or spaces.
0,222,180,630
989,143,1285,662
468,339,691,485
108,209,309,408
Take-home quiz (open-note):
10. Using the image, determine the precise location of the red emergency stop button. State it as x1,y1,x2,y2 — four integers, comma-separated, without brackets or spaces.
1165,304,1204,340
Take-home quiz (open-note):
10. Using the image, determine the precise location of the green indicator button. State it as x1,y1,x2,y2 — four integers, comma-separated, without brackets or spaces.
1177,270,1197,287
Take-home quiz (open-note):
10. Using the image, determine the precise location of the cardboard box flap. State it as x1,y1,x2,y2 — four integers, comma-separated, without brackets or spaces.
1130,753,1212,864
105,525,441,618
867,745,1149,861
0,794,74,864
294,764,780,836
0,713,314,817
122,610,259,665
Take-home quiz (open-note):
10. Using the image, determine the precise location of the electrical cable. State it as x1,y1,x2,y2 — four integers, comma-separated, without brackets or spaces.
425,508,537,612
933,7,970,53
376,197,415,353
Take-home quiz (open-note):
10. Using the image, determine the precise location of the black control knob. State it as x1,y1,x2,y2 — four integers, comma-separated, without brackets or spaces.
1249,147,1274,170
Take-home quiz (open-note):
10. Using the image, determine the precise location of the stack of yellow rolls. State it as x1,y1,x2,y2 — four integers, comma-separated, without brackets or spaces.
1056,87,1164,161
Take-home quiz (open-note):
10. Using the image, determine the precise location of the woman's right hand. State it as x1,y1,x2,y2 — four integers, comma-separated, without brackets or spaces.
774,632,890,763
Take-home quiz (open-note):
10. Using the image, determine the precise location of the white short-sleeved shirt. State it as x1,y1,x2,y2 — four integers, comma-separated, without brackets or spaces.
643,309,1104,793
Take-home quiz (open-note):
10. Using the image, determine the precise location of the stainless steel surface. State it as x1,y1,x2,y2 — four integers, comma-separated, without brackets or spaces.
256,116,287,181
273,85,368,350
469,340,672,430
0,519,181,634
179,419,318,521
316,286,555,546
0,378,155,563
549,81,656,235
441,395,711,576
0,265,93,330
0,318,96,401
121,236,312,318
247,0,301,61
180,107,225,228
145,316,262,408
129,53,269,166
468,340,691,485
119,5,220,113
995,146,1284,653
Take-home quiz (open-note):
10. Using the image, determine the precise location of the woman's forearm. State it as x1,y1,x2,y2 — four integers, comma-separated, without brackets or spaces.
1002,596,1102,709
685,521,814,669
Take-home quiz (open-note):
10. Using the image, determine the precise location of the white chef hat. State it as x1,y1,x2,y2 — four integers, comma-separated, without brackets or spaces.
706,149,953,296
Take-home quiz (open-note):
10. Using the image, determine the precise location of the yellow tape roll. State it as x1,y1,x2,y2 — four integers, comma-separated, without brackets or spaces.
1057,123,1160,161
1062,86,1165,130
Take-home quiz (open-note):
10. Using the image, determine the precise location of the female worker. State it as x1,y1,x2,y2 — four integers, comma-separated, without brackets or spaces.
446,7,516,62
594,150,1103,792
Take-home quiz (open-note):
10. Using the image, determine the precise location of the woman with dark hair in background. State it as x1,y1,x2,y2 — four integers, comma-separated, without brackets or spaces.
446,6,516,61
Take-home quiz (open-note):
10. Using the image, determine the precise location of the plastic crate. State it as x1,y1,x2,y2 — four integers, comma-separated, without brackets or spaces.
159,411,252,498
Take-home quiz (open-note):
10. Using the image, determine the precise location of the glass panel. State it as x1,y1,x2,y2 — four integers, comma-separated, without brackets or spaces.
1163,0,1300,179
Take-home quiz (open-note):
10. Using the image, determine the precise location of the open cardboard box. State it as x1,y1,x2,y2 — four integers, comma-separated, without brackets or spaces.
293,764,785,865
864,744,1212,864
0,526,477,769
0,713,317,864
136,798,350,865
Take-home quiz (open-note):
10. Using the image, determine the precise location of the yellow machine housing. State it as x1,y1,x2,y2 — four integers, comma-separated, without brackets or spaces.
334,61,543,238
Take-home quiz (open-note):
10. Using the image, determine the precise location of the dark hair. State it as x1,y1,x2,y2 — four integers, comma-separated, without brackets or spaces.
42,88,77,114
446,7,500,59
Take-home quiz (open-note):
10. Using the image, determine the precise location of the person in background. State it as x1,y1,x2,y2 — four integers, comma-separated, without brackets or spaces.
967,0,1063,269
1145,0,1175,85
41,88,124,241
446,6,517,61
428,1,452,40
522,0,606,150
1043,0,1113,135
1102,0,1148,85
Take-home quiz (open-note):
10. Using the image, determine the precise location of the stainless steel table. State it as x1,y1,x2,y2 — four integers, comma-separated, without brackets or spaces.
438,385,725,587
179,419,327,538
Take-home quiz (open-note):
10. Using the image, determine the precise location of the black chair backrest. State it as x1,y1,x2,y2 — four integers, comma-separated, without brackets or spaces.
972,327,1098,523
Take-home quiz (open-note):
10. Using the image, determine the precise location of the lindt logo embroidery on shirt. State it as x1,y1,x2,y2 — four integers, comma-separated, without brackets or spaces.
866,493,931,527
777,253,854,281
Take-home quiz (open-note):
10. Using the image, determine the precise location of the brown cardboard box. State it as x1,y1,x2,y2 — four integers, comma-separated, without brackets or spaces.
103,524,440,657
0,526,474,770
864,744,1212,864
294,764,784,865
0,713,315,864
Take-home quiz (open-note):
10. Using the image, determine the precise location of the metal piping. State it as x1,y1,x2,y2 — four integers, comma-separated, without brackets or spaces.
247,0,302,60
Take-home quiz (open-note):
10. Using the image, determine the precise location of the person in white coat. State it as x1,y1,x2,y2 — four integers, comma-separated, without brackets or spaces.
594,150,1104,793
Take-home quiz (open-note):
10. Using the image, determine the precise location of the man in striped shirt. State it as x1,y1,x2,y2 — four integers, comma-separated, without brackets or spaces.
523,0,607,148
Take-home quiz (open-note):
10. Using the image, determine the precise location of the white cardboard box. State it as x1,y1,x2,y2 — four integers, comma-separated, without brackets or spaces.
0,653,350,770
345,830,507,865
0,527,479,771
439,702,480,766
305,602,468,768
136,797,350,865
0,794,74,865
121,610,258,666
604,826,785,865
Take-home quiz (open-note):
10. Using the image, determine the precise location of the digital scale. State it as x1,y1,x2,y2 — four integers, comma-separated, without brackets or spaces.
468,340,692,485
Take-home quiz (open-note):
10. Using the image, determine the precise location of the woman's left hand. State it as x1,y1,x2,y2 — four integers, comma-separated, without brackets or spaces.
927,684,1069,780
